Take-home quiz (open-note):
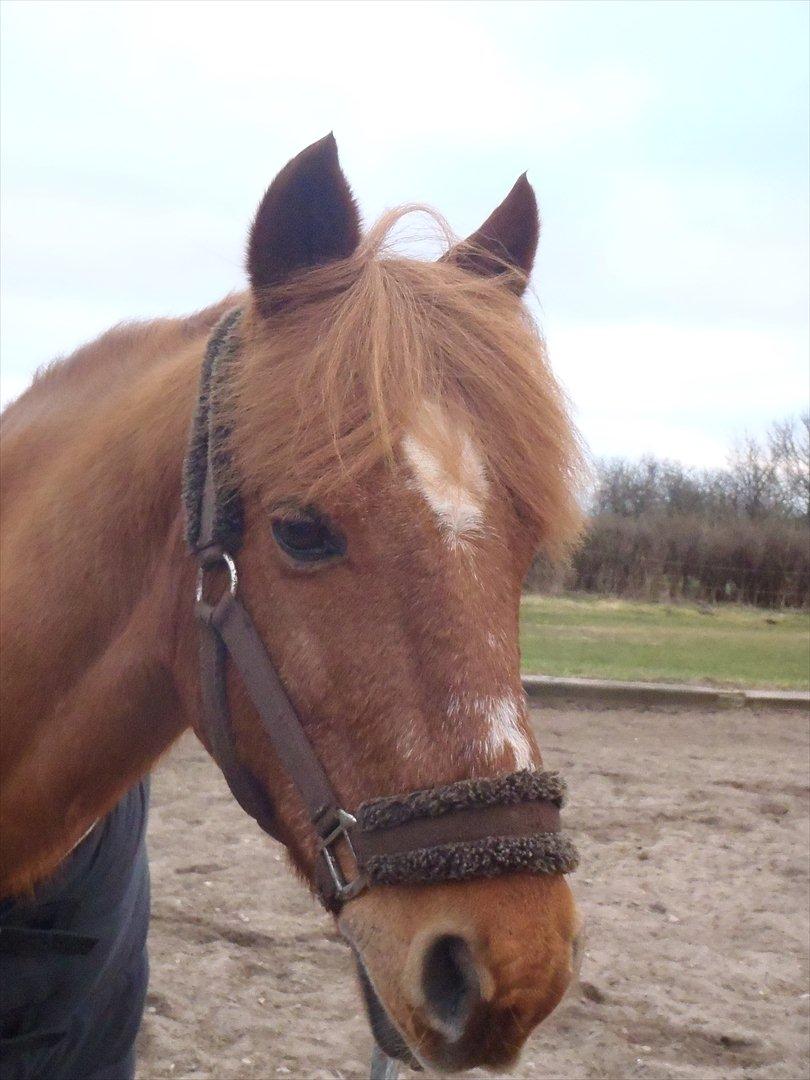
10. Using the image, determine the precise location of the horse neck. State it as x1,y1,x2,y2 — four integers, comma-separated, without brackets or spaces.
1,319,210,894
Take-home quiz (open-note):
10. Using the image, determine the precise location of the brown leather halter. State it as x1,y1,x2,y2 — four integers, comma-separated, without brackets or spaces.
184,310,578,915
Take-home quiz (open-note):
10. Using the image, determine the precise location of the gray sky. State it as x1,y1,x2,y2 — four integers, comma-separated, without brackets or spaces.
2,0,807,466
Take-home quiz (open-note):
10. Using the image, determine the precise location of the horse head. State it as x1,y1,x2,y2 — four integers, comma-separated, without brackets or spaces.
182,134,584,1072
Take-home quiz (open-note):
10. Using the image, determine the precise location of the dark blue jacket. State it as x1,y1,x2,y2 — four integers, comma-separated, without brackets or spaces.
0,780,150,1080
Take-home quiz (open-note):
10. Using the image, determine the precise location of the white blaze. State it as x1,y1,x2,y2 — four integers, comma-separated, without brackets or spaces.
402,402,488,542
447,692,535,771
401,403,534,769
484,693,534,770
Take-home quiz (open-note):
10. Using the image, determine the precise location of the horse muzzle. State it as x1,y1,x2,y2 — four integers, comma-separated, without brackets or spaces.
340,872,580,1073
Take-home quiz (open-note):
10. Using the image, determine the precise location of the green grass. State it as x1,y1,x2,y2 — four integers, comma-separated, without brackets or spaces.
519,594,810,690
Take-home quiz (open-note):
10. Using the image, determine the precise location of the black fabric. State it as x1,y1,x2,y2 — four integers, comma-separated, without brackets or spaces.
0,780,150,1080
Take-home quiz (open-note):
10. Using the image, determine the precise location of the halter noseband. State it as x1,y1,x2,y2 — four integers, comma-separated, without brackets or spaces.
182,309,578,913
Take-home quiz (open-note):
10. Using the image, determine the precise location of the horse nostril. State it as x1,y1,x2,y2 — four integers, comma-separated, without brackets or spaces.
421,934,482,1042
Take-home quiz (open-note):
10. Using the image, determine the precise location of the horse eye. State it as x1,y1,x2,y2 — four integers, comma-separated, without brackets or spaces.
271,513,346,564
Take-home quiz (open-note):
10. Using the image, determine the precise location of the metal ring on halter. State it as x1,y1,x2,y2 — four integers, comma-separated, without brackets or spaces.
195,551,238,604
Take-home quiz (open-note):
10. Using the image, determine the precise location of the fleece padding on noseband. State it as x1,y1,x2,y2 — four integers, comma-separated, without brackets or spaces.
364,833,579,886
182,307,245,553
358,769,567,832
355,770,578,886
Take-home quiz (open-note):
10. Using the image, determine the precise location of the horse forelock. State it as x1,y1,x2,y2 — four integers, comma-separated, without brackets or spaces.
225,206,584,560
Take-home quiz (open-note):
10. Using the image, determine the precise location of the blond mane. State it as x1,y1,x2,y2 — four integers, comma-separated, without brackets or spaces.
229,207,583,557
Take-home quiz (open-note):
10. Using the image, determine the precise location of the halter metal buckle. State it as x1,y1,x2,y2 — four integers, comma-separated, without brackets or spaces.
195,552,238,604
318,809,366,903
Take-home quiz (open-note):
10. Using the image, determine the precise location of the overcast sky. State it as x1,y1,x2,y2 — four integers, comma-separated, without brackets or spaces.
2,0,807,466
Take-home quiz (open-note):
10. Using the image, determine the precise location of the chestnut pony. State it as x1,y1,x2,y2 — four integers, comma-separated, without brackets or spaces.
0,136,583,1072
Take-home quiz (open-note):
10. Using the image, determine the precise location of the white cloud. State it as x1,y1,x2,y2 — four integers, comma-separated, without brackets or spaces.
547,320,808,466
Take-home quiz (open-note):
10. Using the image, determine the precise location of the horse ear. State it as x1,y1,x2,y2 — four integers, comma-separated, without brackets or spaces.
247,133,361,315
446,173,539,294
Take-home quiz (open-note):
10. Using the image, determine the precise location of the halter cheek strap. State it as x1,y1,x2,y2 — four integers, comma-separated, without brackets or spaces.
183,309,578,913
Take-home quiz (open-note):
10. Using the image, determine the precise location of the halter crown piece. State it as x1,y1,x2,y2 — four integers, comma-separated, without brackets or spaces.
182,309,579,914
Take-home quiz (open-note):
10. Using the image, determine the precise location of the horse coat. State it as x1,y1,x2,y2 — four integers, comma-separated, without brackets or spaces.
0,781,150,1080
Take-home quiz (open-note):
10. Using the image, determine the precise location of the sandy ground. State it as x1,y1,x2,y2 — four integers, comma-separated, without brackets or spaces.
136,705,810,1080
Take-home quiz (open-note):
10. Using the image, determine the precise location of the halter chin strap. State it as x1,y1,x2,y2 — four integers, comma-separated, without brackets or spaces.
185,309,578,913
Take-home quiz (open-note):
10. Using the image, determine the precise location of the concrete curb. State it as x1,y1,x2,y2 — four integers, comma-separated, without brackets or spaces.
522,674,810,712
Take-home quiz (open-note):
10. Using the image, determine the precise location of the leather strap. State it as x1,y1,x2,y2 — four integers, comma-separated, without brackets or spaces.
197,592,350,904
197,606,281,840
204,593,342,830
352,799,560,862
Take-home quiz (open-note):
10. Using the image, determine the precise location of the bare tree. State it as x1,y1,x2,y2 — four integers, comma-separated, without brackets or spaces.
727,433,779,519
562,416,810,607
767,414,810,517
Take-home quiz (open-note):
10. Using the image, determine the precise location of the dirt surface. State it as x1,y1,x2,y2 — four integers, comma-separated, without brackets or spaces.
136,706,810,1080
